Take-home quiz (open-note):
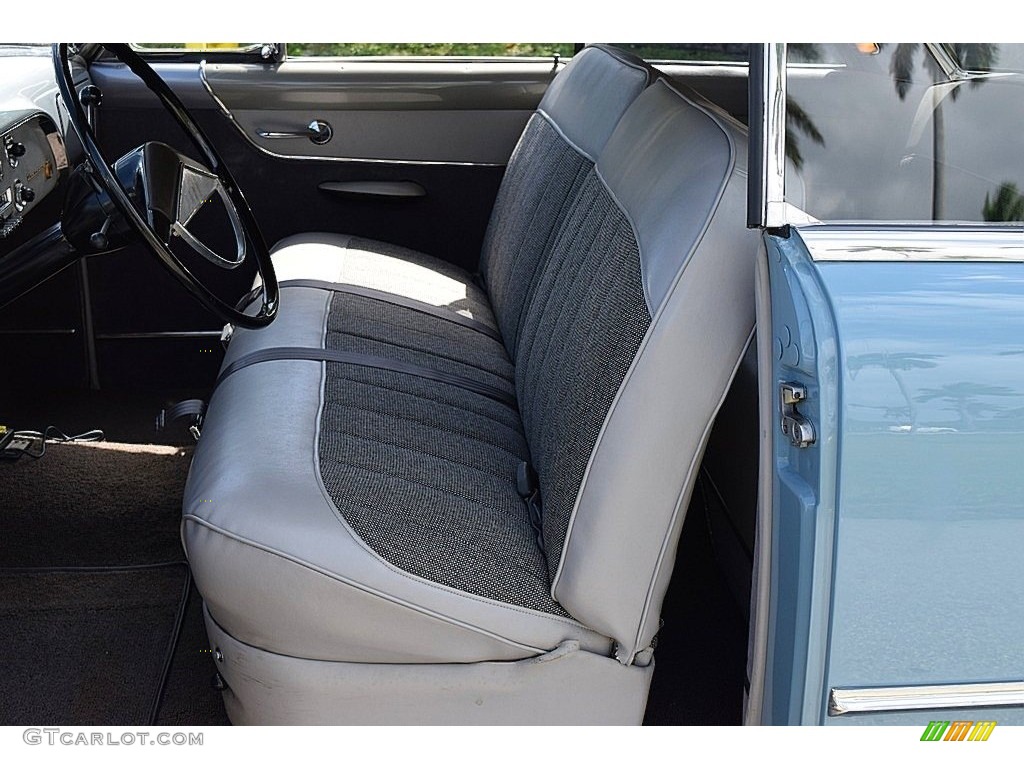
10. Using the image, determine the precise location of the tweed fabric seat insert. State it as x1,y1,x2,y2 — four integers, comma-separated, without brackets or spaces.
311,164,650,612
317,363,566,616
512,169,652,579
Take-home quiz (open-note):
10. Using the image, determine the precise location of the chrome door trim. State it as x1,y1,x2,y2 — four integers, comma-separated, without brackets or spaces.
830,680,1024,715
198,60,504,168
797,224,1024,262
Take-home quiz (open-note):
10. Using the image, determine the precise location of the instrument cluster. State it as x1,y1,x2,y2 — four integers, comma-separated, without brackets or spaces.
0,112,67,239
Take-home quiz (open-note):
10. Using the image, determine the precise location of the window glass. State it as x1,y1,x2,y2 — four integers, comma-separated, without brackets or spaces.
785,43,1024,223
286,43,574,58
947,43,1016,72
134,43,260,53
610,43,749,63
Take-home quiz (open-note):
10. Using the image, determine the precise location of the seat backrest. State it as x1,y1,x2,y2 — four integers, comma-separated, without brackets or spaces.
514,78,759,662
479,45,652,356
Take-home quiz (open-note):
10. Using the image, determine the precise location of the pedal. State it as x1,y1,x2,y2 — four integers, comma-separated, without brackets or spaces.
0,429,43,461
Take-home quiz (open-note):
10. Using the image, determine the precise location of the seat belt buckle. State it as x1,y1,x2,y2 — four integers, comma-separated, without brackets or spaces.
156,399,208,442
516,461,538,498
516,461,545,549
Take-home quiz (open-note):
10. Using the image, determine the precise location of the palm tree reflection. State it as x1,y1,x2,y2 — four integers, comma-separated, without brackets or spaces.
849,352,939,431
915,381,1013,431
785,44,825,170
888,44,999,220
983,182,1024,222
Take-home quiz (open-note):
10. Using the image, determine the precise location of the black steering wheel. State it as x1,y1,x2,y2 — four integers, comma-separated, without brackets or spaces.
53,43,278,329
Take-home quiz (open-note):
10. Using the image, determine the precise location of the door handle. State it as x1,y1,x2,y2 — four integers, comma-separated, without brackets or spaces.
256,119,333,145
318,181,426,199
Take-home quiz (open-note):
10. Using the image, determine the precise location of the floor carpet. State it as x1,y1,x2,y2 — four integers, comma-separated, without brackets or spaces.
0,565,187,725
153,581,230,726
0,441,192,568
0,389,228,726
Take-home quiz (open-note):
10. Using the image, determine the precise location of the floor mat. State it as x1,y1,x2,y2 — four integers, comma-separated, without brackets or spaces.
0,565,188,725
0,441,191,568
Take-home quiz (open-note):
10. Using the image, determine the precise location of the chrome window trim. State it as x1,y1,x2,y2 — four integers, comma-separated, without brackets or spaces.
830,680,1024,716
925,43,962,80
197,60,504,168
797,224,1024,262
748,43,787,229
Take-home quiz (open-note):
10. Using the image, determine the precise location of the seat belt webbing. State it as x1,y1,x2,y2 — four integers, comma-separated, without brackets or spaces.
216,346,517,409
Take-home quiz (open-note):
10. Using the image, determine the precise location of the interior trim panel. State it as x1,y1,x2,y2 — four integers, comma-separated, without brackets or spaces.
198,59,550,165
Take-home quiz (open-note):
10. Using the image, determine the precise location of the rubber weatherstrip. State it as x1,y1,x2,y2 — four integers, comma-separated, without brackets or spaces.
216,346,518,409
241,279,504,342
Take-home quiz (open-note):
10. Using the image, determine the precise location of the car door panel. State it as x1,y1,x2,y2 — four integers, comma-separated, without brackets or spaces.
90,58,543,263
758,226,1024,725
814,250,1024,726
200,60,554,164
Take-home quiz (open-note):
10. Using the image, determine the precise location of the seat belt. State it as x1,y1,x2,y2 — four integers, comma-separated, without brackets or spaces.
516,460,545,550
216,346,517,409
156,398,207,440
239,279,504,343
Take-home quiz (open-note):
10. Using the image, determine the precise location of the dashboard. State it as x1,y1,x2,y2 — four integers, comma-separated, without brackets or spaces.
0,47,86,309
0,111,67,239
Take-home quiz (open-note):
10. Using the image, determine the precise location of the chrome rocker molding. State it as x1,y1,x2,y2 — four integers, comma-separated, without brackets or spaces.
798,225,1024,262
198,60,504,168
829,680,1024,716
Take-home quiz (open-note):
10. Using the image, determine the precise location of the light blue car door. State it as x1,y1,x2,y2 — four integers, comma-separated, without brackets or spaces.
758,225,1024,727
748,41,1024,727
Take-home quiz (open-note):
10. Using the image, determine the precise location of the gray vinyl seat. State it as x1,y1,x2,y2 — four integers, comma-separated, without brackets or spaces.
182,46,760,724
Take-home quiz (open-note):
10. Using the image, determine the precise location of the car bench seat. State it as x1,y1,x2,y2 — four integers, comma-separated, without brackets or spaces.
182,46,759,724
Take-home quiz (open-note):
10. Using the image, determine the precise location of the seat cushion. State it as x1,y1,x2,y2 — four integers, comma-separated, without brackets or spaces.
184,285,612,664
317,363,547,610
271,232,496,328
268,234,514,391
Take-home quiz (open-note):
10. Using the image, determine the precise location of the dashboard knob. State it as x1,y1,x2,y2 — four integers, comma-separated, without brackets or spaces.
7,142,25,158
18,186,34,203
